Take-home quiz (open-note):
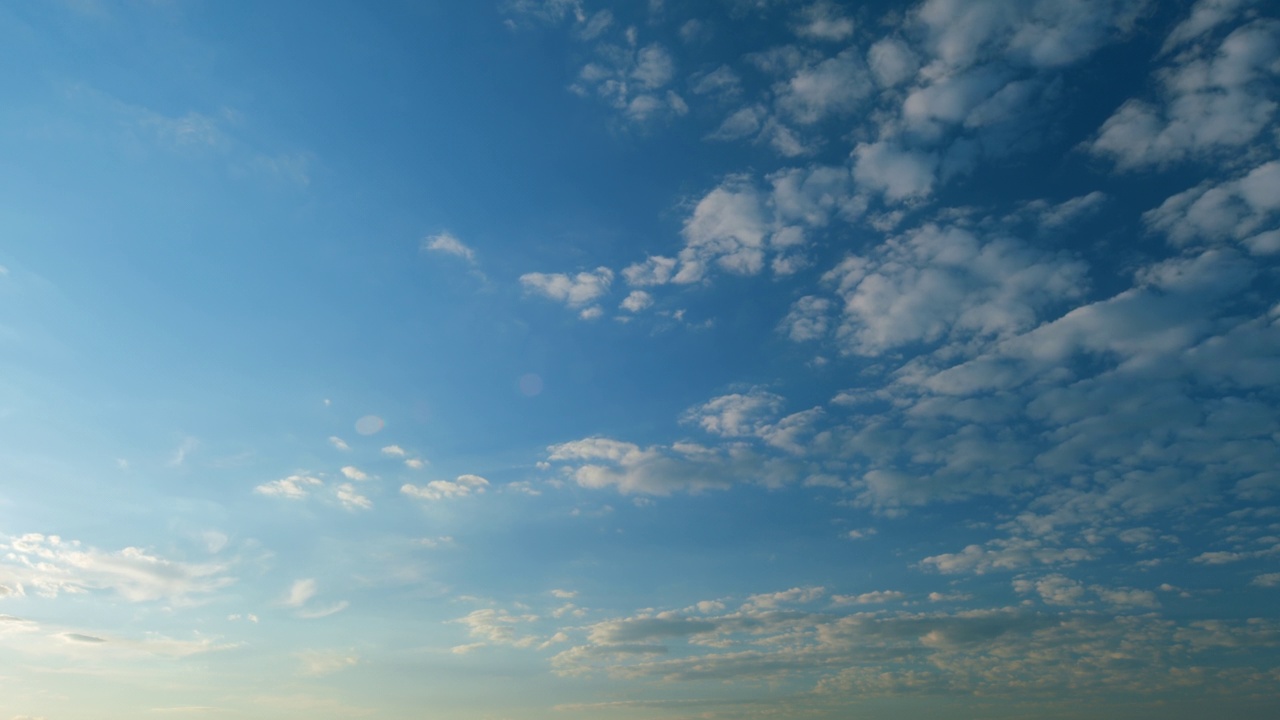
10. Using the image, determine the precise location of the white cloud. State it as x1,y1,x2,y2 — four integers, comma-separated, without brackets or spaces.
682,389,784,437
0,533,232,603
1090,18,1280,168
922,538,1095,575
676,177,769,282
401,474,490,501
781,295,832,342
503,0,585,26
620,290,653,312
830,590,905,605
1092,586,1159,608
793,1,854,42
571,38,686,124
254,475,323,500
521,267,614,310
621,255,677,286
689,65,741,98
421,231,476,262
743,586,825,609
296,649,359,676
852,141,939,201
381,445,406,457
452,608,544,651
328,436,350,451
545,436,803,495
707,105,765,142
1144,160,1280,255
820,223,1087,355
340,466,369,481
632,44,675,89
335,483,372,511
775,48,873,124
283,579,317,608
576,9,612,40
868,38,920,87
768,164,861,226
1161,0,1258,54
916,0,1146,72
405,458,426,470
1012,574,1086,605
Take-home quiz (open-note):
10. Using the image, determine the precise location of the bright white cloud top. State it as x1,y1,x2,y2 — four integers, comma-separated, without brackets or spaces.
1,1,1278,719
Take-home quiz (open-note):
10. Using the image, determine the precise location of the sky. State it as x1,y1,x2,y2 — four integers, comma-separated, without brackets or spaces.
1,0,1279,718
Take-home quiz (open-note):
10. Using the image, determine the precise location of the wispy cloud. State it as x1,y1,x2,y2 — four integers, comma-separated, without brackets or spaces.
421,231,477,263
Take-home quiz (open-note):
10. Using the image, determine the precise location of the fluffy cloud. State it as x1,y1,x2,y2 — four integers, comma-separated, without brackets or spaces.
401,474,490,501
452,608,545,652
676,178,769,281
1144,160,1280,254
1161,0,1258,53
340,466,369,481
852,141,939,201
619,290,653,312
571,36,687,123
868,38,920,87
915,0,1146,72
335,483,372,510
780,296,832,341
1090,18,1280,168
775,48,873,124
521,267,614,318
621,255,677,286
682,389,783,437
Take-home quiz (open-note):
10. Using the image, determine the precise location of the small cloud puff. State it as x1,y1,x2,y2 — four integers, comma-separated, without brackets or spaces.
254,475,323,500
282,579,317,608
620,290,653,312
402,474,490,501
421,231,476,263
340,466,370,481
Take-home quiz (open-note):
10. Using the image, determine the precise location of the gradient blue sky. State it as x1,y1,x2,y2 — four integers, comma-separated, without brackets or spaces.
2,1,1280,718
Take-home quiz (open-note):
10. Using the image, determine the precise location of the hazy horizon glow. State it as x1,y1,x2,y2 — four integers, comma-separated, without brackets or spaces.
2,1,1279,718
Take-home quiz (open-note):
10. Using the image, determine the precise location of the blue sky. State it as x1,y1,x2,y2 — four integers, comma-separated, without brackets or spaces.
2,0,1279,718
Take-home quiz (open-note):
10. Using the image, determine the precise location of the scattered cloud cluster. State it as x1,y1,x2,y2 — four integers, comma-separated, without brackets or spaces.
0,533,232,603
401,474,490,501
255,473,371,511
